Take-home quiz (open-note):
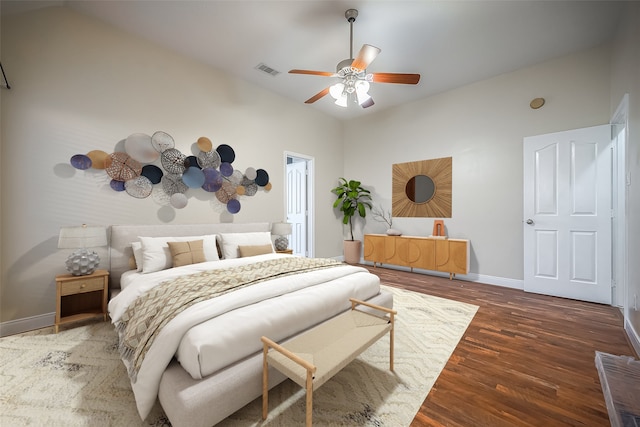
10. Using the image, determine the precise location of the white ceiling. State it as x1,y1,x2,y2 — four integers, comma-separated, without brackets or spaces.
2,1,625,120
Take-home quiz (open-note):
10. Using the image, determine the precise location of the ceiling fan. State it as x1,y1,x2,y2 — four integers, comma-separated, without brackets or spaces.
289,8,420,109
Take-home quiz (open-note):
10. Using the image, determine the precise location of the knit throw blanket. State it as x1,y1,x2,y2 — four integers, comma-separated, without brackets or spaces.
116,257,343,381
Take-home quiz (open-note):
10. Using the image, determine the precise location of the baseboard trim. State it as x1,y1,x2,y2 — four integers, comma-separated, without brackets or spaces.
0,312,55,337
624,318,640,357
360,260,524,290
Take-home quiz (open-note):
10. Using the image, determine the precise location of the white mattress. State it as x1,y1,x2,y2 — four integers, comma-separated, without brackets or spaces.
110,253,381,380
177,268,380,379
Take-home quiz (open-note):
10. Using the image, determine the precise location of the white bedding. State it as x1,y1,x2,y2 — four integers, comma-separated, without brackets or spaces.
108,253,381,419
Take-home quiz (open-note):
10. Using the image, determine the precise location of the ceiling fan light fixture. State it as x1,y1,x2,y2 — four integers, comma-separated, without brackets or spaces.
355,80,371,105
329,82,345,100
334,93,348,107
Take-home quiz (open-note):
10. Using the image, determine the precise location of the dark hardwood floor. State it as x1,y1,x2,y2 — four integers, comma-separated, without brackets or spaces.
362,265,637,427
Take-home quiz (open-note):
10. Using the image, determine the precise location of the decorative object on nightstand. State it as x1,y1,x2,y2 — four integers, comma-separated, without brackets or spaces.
271,221,292,251
55,269,109,333
58,224,108,276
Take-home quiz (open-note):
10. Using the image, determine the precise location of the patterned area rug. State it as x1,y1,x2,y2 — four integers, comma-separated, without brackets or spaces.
0,285,477,426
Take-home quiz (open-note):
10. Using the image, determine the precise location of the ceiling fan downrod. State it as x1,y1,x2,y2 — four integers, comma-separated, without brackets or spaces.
345,9,358,60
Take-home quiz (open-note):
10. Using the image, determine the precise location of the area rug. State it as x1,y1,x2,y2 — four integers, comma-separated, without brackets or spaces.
0,285,477,426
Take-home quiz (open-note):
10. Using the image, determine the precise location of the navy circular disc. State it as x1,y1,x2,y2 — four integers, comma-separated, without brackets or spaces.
216,144,235,163
227,199,241,214
70,154,92,170
110,179,126,191
255,169,269,186
141,164,163,184
184,155,200,169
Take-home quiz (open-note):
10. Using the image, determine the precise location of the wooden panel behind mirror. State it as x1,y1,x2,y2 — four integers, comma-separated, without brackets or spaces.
392,157,452,217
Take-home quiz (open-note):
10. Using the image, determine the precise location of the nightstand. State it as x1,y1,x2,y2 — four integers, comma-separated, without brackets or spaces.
55,269,109,333
276,249,293,254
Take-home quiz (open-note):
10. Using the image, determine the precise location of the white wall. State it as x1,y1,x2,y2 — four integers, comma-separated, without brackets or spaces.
0,7,343,325
344,45,612,281
610,2,640,354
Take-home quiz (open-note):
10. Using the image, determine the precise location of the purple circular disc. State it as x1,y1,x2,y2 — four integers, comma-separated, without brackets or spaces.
110,180,126,191
220,162,234,177
227,198,241,214
70,154,92,170
202,168,223,192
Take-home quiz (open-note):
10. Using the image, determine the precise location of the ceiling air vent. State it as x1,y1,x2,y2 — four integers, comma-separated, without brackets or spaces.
255,63,281,77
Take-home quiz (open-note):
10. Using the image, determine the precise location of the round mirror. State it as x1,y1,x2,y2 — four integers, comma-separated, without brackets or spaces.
405,174,435,203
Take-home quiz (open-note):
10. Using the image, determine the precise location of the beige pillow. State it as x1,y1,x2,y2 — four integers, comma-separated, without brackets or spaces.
167,240,206,267
238,244,274,258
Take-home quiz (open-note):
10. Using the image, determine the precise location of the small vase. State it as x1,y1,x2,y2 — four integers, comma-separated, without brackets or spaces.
386,228,402,236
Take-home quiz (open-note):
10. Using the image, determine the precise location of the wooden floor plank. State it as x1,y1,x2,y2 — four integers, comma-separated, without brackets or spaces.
363,265,636,427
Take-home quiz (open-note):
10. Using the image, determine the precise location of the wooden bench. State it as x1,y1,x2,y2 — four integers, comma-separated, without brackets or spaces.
261,298,397,426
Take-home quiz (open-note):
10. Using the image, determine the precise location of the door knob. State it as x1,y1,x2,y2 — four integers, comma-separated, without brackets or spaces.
526,219,534,225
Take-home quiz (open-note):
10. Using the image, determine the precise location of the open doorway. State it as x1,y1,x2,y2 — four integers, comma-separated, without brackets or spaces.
285,152,314,257
611,94,629,309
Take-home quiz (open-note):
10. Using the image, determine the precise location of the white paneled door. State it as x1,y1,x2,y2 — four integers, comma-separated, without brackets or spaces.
523,125,612,304
286,158,307,256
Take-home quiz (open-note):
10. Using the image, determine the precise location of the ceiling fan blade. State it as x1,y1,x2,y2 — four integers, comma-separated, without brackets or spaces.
289,69,336,77
361,97,375,109
371,73,421,85
304,87,330,104
351,44,381,71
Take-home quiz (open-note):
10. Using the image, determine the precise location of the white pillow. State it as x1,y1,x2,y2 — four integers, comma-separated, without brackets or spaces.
131,241,143,272
219,232,274,259
139,234,220,273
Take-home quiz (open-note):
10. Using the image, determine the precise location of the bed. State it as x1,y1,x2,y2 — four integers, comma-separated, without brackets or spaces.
107,222,392,427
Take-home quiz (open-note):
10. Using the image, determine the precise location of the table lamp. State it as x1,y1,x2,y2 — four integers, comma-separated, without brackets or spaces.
271,222,292,251
58,224,108,275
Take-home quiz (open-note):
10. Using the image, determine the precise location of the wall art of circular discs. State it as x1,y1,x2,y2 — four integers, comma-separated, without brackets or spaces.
170,192,188,209
87,150,109,169
125,133,159,163
141,164,163,184
69,132,271,215
162,173,188,195
70,154,92,170
216,144,235,163
106,152,142,181
202,168,223,192
182,166,206,188
227,198,241,214
161,148,187,174
197,150,221,169
215,181,237,203
197,136,213,152
152,131,175,153
125,175,153,198
110,180,126,191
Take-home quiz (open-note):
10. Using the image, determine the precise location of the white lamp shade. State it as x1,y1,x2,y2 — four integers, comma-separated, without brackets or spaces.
58,225,108,249
329,83,345,100
334,94,348,107
271,222,292,236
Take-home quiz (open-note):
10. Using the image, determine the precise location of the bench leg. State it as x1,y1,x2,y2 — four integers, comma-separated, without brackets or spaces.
306,370,313,427
262,343,269,420
390,311,395,371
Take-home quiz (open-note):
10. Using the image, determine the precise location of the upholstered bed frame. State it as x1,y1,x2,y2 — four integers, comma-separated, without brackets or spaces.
108,222,392,427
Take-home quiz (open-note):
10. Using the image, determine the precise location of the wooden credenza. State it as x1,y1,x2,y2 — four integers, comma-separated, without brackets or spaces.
363,234,469,279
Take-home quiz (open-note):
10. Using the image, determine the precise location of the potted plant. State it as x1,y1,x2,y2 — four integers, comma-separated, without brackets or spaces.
331,178,372,263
